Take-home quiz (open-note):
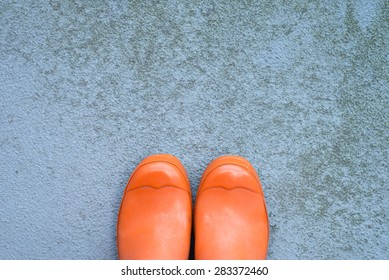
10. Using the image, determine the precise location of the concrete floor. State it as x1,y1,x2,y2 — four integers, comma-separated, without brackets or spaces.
0,0,388,259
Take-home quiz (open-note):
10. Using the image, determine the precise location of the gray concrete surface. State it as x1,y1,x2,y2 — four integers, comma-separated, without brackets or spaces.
0,0,388,259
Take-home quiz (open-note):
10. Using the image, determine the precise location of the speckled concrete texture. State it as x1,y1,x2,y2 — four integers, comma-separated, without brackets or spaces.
0,0,388,259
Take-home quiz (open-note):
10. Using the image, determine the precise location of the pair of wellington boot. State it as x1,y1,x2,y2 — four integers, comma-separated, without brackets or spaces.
117,154,269,260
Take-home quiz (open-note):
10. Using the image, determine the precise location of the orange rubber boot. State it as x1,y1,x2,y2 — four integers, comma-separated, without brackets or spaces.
194,156,269,259
117,154,192,259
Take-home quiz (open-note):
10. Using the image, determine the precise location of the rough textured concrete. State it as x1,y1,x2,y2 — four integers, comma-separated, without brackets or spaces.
0,0,388,259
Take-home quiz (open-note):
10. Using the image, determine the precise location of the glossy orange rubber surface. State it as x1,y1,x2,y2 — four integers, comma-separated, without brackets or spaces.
117,154,192,259
194,156,269,260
